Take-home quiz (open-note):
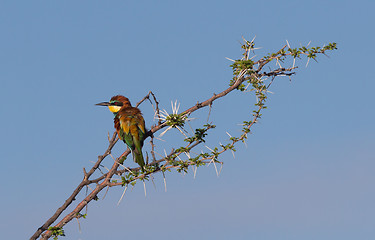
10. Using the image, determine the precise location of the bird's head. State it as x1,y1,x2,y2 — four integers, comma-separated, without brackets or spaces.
96,95,132,113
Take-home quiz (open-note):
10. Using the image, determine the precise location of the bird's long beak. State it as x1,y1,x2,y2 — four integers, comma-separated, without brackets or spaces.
95,102,111,106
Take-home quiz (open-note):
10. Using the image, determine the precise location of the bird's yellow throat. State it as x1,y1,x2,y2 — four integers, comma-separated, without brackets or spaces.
108,105,121,113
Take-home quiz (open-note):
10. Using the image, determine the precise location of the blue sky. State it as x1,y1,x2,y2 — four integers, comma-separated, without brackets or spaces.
1,1,374,239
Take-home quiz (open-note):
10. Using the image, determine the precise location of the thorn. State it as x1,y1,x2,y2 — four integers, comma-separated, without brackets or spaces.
159,126,172,137
164,149,168,157
176,126,188,138
153,136,166,142
86,184,94,192
219,163,223,176
276,58,282,68
151,175,157,190
250,35,256,44
102,186,110,200
143,181,147,198
231,150,235,159
225,57,236,62
163,172,167,192
213,160,219,177
286,39,291,49
306,57,310,68
243,139,248,148
117,185,128,206
193,165,198,179
205,145,214,152
110,154,134,175
184,151,191,159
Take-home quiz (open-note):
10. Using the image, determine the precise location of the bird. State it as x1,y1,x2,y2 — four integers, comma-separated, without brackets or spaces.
96,95,146,171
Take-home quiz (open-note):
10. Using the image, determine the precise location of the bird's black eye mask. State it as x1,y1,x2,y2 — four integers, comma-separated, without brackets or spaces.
110,101,123,106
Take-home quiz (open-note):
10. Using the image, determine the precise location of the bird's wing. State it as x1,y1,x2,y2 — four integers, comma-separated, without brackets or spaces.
119,111,145,149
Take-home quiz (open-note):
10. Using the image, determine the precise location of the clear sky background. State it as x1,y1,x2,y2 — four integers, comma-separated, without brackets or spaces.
1,1,374,240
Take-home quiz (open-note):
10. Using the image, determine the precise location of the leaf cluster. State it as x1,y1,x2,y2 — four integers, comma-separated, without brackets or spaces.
165,113,186,128
47,227,65,240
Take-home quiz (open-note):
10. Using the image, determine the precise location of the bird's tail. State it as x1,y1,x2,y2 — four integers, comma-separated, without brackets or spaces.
133,149,145,172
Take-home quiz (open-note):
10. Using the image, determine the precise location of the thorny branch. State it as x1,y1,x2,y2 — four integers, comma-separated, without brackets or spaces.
31,37,337,240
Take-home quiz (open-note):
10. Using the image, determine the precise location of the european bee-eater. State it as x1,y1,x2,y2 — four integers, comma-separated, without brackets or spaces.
96,95,146,171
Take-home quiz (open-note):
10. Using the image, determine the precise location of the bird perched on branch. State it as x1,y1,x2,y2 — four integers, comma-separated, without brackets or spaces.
96,95,146,171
